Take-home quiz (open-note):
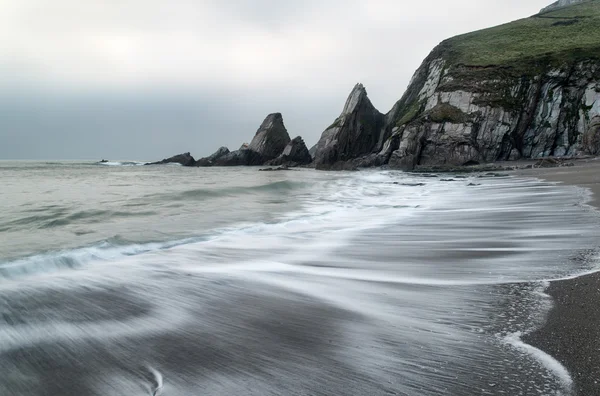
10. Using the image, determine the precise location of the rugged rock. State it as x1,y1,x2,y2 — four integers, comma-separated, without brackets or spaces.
195,146,230,167
313,84,386,169
313,0,600,171
209,113,292,166
247,113,291,164
148,152,196,166
265,136,312,166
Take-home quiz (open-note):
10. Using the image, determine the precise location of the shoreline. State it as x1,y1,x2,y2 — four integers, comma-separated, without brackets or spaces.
516,158,600,396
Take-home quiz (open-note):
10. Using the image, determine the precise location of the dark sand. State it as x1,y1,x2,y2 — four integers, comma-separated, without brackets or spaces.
518,158,600,396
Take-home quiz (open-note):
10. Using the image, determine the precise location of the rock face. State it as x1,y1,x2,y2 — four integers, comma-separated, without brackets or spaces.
148,152,196,166
313,84,386,169
385,59,600,171
265,136,312,166
195,147,230,166
313,1,600,170
247,113,291,164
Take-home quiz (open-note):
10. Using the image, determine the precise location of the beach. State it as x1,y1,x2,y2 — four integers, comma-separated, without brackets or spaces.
519,159,600,396
4,161,600,395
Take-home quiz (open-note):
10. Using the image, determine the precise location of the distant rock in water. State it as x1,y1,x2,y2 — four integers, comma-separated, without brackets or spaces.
313,84,386,170
210,113,292,166
148,152,196,167
195,147,230,167
265,136,312,167
152,114,306,168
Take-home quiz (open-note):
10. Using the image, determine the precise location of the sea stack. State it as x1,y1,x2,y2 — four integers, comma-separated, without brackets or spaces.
313,84,386,170
247,113,291,165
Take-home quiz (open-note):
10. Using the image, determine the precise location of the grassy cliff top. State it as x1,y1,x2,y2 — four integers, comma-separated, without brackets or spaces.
438,0,600,69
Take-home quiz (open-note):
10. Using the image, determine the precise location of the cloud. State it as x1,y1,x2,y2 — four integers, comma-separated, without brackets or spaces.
0,0,552,159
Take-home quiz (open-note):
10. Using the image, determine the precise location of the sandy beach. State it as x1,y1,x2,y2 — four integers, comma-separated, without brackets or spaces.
518,158,600,396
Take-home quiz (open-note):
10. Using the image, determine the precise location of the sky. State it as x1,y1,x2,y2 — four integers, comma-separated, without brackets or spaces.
0,0,552,160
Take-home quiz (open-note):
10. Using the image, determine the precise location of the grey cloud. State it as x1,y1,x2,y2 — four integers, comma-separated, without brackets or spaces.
0,0,552,160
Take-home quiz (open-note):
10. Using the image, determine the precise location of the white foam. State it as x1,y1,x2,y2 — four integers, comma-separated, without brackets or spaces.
503,332,573,392
148,367,164,396
97,161,148,166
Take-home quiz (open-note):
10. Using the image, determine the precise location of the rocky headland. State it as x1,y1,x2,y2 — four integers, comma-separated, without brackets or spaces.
150,0,600,172
313,0,600,170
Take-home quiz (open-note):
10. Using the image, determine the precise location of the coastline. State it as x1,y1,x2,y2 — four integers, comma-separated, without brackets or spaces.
516,158,600,396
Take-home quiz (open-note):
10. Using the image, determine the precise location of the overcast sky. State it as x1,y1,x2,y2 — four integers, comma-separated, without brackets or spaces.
0,0,551,160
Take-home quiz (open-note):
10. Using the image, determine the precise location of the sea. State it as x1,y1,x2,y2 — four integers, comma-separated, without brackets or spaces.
1,160,599,396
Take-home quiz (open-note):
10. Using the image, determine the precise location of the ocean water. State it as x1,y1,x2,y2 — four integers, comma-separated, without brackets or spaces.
1,160,599,396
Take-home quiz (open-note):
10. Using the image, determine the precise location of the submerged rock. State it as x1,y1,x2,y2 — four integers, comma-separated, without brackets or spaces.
148,152,196,167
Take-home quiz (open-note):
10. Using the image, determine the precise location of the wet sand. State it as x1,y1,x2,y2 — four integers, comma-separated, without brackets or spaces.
518,158,600,396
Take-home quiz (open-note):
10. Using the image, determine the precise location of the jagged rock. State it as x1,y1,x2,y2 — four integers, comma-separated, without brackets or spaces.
265,136,312,166
247,113,291,164
148,152,196,166
206,114,294,166
195,147,230,167
313,84,386,169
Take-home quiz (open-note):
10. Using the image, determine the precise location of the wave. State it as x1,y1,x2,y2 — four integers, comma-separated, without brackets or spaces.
5,210,158,230
152,180,309,202
95,161,148,166
0,237,202,279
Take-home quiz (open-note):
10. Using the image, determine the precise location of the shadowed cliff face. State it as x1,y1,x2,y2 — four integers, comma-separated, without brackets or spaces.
313,1,600,170
313,84,386,170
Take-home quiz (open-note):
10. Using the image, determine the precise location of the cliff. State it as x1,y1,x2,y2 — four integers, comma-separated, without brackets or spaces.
314,0,600,170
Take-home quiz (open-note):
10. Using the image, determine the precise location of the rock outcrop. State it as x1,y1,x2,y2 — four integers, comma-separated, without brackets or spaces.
148,152,196,166
313,84,386,170
187,113,293,167
247,113,291,164
265,136,312,166
195,146,230,166
313,0,600,170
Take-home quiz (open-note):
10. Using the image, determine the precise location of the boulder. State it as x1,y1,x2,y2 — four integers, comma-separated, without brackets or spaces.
265,136,312,166
147,152,196,167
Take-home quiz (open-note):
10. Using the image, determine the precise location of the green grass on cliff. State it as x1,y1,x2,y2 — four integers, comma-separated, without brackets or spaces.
440,0,600,68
